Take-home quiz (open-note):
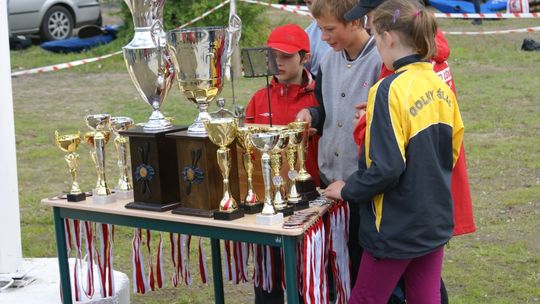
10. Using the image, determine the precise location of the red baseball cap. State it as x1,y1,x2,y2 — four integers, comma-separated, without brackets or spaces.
266,24,310,54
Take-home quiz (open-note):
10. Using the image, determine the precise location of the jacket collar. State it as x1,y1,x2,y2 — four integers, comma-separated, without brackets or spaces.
393,54,431,71
270,68,314,94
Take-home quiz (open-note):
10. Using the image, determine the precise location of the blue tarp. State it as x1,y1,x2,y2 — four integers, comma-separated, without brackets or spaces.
429,0,507,13
41,25,119,53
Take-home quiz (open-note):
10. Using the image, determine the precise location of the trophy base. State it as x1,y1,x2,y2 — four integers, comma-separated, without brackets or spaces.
115,189,134,200
92,192,117,204
297,179,319,202
291,200,310,211
256,213,284,225
276,205,294,217
240,202,264,214
172,207,215,218
67,193,86,202
125,201,181,212
213,209,245,221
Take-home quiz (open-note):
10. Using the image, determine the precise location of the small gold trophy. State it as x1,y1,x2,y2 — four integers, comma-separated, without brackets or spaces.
111,117,134,199
55,130,86,202
85,114,116,204
288,121,319,203
270,129,294,216
204,118,244,220
236,126,263,214
250,132,283,225
285,127,307,209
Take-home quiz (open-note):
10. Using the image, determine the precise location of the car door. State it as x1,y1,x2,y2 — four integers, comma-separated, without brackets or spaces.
8,0,43,33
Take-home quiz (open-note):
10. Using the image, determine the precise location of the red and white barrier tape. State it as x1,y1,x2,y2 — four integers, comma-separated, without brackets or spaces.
176,0,231,29
443,26,540,34
434,12,540,18
240,0,312,17
11,51,122,77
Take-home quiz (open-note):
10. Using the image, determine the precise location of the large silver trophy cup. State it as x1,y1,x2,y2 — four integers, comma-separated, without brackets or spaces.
167,26,232,136
123,0,174,130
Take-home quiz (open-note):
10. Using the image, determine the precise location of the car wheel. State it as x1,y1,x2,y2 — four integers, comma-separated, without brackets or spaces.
40,6,74,41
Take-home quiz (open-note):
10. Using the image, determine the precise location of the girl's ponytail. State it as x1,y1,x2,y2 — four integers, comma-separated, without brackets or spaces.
373,0,438,60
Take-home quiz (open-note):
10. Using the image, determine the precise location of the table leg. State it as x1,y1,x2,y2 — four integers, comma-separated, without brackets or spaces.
210,238,225,304
283,236,299,304
53,207,73,304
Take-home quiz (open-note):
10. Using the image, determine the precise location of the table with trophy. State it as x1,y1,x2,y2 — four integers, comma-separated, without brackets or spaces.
43,0,330,303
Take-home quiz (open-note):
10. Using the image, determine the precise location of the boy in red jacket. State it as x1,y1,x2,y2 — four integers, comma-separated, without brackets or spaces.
246,23,319,304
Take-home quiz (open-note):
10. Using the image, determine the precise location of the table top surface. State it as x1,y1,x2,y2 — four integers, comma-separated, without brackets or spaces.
42,196,330,237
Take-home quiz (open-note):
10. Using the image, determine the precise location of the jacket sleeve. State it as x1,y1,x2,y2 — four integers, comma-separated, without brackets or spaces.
245,94,257,124
341,80,406,203
309,66,325,134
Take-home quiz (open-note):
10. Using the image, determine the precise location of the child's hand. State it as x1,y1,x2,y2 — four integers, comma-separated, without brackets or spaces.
353,102,367,125
322,180,345,201
295,109,317,136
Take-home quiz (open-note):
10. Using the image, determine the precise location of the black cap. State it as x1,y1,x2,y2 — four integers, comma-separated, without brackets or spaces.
344,0,385,21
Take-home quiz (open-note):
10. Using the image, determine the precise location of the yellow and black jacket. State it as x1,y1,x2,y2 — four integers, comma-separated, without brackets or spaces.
341,55,464,259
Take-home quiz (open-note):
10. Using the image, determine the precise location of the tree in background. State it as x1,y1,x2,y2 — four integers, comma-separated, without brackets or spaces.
119,0,269,46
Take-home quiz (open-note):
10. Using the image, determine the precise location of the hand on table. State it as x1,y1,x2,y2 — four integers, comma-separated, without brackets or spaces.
322,180,345,201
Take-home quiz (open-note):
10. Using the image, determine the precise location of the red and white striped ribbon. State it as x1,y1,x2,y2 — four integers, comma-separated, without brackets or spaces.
146,230,156,291
170,233,181,287
131,228,147,294
443,26,540,35
182,235,192,285
82,221,95,298
327,201,351,303
156,233,164,289
223,240,233,282
198,237,209,284
65,219,82,301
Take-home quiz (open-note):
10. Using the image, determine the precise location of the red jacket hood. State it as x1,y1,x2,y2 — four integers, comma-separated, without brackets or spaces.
433,29,450,64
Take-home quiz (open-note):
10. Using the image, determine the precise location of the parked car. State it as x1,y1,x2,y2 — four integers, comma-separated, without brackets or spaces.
8,0,102,41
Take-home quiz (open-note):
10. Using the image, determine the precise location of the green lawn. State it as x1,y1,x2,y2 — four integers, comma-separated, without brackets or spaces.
9,8,540,304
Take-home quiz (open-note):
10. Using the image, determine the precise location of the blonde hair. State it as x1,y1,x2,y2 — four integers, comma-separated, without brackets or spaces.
373,0,437,60
311,0,360,24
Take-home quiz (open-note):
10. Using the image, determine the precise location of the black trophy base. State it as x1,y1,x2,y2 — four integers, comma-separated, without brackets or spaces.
213,209,245,221
297,179,319,201
172,207,215,218
276,205,295,217
67,192,86,202
125,201,181,212
240,202,264,214
291,200,310,210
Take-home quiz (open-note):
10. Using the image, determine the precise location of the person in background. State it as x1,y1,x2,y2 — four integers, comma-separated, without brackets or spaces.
324,0,464,302
295,0,382,288
304,0,331,79
245,23,319,304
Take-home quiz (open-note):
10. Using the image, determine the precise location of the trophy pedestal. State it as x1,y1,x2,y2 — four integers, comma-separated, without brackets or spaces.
172,206,214,218
126,201,181,212
290,200,310,211
92,192,117,204
297,179,319,202
213,209,245,221
67,193,86,202
256,213,284,225
276,205,295,216
240,202,264,214
167,130,241,216
120,126,186,212
115,189,134,200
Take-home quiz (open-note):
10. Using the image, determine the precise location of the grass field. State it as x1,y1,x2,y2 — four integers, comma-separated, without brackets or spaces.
8,5,540,304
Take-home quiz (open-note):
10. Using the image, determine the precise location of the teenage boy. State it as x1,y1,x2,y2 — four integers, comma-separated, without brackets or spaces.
296,0,382,287
245,23,320,304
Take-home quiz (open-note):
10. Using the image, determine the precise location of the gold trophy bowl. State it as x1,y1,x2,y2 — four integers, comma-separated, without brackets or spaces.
85,114,116,204
54,130,86,202
111,117,135,198
269,128,294,216
285,127,304,206
204,118,244,220
236,126,263,213
288,121,318,204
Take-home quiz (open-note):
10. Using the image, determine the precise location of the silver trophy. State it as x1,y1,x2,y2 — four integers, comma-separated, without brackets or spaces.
122,0,174,130
167,26,233,136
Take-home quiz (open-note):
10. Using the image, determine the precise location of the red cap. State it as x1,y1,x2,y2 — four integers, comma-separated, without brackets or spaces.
266,24,310,54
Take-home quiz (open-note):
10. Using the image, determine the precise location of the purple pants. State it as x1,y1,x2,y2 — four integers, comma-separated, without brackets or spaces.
348,247,444,304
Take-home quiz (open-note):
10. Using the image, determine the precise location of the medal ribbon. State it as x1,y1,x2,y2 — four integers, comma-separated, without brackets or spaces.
198,237,208,284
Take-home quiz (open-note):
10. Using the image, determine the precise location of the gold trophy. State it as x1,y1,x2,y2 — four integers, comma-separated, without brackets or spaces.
204,118,244,220
288,121,319,203
270,129,294,216
110,117,134,199
285,127,306,209
250,131,283,225
236,126,263,214
85,114,116,204
54,130,86,202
